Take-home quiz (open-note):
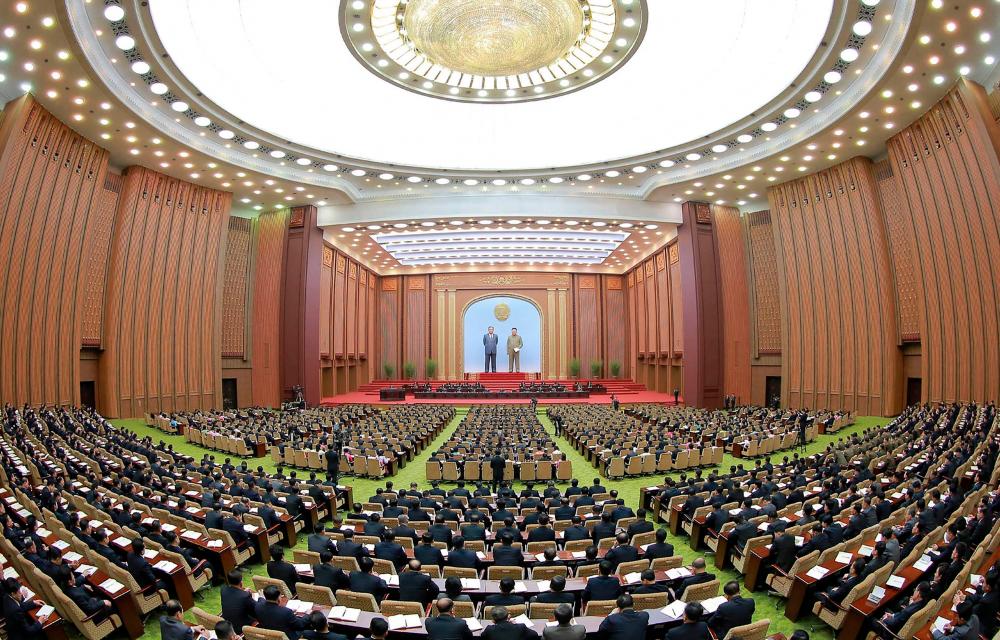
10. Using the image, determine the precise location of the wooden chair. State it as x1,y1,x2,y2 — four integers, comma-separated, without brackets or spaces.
576,564,601,579
482,605,526,620
190,607,224,629
606,458,625,478
531,565,568,580
765,550,819,598
615,559,649,576
582,600,617,616
252,575,294,600
650,556,683,571
48,582,123,640
528,602,559,620
295,583,336,607
293,550,320,565
679,578,719,603
723,618,770,640
336,589,380,613
243,627,290,640
487,566,524,580
811,573,876,632
380,600,425,618
443,566,479,579
632,592,668,611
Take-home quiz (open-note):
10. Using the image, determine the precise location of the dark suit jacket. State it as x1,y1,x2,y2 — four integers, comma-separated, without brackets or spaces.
677,572,715,596
267,560,300,595
665,621,710,640
160,616,194,640
254,600,306,639
424,614,474,640
205,511,225,531
583,575,622,602
126,552,158,589
598,609,650,640
493,545,524,567
414,544,444,566
483,621,540,640
308,533,337,555
707,596,754,638
448,548,479,569
398,571,440,606
771,534,797,573
484,593,525,607
349,571,388,601
313,563,350,593
644,542,674,561
604,545,639,569
2,595,42,636
220,585,257,633
375,541,407,570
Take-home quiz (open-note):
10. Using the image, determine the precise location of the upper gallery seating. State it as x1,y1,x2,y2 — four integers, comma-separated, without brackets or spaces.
424,405,573,483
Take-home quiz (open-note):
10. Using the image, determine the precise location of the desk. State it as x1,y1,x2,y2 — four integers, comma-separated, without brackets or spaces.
837,565,925,640
785,542,865,621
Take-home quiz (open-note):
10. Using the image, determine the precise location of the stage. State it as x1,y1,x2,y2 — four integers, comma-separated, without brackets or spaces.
319,377,681,407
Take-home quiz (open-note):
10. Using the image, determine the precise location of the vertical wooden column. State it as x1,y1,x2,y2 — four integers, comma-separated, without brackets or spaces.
677,201,724,408
280,205,323,405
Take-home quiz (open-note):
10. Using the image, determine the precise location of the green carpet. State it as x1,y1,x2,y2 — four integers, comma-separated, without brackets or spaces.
113,409,889,640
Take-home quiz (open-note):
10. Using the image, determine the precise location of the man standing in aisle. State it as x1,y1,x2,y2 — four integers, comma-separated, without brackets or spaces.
483,326,499,373
507,328,523,373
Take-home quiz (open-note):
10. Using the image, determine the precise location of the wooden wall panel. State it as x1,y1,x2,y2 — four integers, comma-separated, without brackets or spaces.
379,278,401,375
745,211,781,355
713,205,752,403
887,80,1000,403
635,266,647,356
319,248,333,358
80,175,121,346
347,265,358,358
99,167,230,417
574,275,600,371
669,249,683,354
643,261,657,356
0,97,111,406
281,206,323,406
768,157,902,416
404,276,429,374
222,217,251,358
250,210,288,407
333,255,347,358
655,255,670,355
874,161,921,341
604,277,626,376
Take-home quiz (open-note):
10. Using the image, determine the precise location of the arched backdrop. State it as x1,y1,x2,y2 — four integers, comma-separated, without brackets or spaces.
462,295,542,373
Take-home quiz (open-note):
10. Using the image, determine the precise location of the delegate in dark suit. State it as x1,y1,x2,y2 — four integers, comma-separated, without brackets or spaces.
598,609,649,640
398,571,440,607
159,616,195,640
707,597,755,639
483,620,539,640
254,600,307,640
483,330,499,373
221,585,257,633
425,614,474,640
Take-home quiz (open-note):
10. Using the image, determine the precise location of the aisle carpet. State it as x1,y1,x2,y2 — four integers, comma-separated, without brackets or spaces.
115,408,889,640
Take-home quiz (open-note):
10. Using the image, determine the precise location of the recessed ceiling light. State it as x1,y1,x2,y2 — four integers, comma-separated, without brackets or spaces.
323,164,338,171
449,220,464,226
840,48,859,62
104,5,126,21
342,227,356,232
131,60,150,74
243,140,259,150
591,221,607,227
170,100,189,112
549,177,564,184
658,160,675,168
805,91,822,102
644,224,657,230
115,35,135,50
296,157,311,166
506,219,522,224
761,122,777,132
477,219,493,225
366,225,382,230
784,107,801,118
392,223,408,229
150,82,168,95
379,173,394,180
536,219,551,225
492,179,506,185
351,169,366,176
576,174,592,181
852,21,872,37
519,178,535,185
711,144,727,153
421,221,436,227
435,177,450,185
685,153,701,161
736,134,753,144
270,150,287,158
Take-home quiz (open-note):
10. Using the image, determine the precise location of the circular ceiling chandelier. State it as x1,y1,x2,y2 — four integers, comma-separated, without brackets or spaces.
341,0,647,103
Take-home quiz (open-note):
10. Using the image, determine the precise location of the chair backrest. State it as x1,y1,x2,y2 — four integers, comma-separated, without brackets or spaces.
331,556,361,573
487,565,525,580
632,592,668,611
723,618,770,640
651,555,683,571
443,566,479,579
191,607,225,629
528,602,559,620
576,564,601,579
243,627,290,640
293,550,320,565
295,583,336,607
583,600,617,616
336,589,380,612
531,565,569,580
679,578,720,603
430,599,476,619
252,575,294,599
380,600,425,618
482,604,526,620
616,559,649,576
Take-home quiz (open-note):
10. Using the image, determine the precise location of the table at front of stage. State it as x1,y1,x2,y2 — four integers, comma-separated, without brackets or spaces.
413,391,591,400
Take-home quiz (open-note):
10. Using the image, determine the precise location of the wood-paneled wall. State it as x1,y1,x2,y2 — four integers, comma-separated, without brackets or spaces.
886,80,1000,403
250,209,288,407
713,205,752,404
0,96,112,405
99,167,231,417
317,242,376,395
768,157,902,416
222,217,251,358
626,245,683,393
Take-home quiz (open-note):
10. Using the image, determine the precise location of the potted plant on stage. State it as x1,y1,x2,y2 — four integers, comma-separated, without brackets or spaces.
402,361,416,380
568,358,581,378
610,361,621,378
590,360,603,379
382,362,395,380
425,358,438,379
